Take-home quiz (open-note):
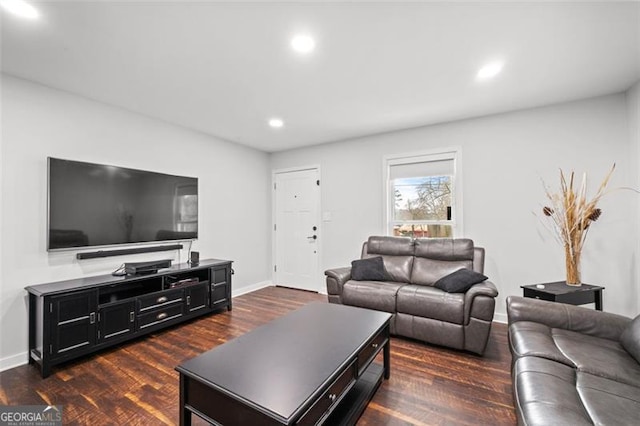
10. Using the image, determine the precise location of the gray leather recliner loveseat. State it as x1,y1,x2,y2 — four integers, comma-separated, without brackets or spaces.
324,236,498,355
507,296,640,425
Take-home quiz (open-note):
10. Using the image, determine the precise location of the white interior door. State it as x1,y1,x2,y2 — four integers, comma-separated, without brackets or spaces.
274,168,320,292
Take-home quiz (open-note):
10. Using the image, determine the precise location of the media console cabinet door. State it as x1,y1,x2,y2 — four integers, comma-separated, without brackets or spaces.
50,290,98,357
210,266,231,310
185,283,209,313
98,300,136,342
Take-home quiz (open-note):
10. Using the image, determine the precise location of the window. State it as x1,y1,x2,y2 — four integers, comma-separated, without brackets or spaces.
384,149,461,238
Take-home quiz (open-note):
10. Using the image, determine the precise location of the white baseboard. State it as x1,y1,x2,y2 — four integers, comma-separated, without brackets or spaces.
494,312,508,324
232,280,272,298
0,351,28,373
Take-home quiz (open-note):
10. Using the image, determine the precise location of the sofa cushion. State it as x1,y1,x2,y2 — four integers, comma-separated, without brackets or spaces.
577,372,640,425
513,356,592,425
396,285,464,324
342,280,405,313
553,328,640,388
433,268,487,293
620,314,640,363
508,321,574,366
350,257,387,281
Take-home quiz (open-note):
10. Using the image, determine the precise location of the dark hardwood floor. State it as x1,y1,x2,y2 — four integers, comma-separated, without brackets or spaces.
0,286,516,425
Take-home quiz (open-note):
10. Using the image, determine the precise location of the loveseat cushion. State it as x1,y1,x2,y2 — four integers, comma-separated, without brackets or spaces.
620,314,640,364
433,268,487,293
363,254,413,283
351,257,387,281
513,356,592,425
366,236,414,256
396,285,464,324
411,239,474,286
362,236,414,283
342,280,405,313
413,237,475,260
411,258,473,286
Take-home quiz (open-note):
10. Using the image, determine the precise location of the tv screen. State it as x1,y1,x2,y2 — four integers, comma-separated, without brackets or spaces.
48,158,198,250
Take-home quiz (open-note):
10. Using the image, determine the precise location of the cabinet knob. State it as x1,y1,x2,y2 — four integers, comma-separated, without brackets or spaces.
328,393,336,402
89,312,96,324
372,343,379,349
157,312,168,320
157,296,168,303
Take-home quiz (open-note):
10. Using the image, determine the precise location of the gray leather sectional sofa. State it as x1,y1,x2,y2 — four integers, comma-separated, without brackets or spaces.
324,236,498,355
507,296,640,425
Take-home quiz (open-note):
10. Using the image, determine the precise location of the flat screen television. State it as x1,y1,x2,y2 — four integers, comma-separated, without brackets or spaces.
48,158,198,251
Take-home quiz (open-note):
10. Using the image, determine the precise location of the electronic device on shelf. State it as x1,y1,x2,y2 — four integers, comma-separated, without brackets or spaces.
166,277,200,288
124,259,172,276
190,251,200,265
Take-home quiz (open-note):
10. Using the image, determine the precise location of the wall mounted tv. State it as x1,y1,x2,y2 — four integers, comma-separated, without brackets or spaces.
48,158,198,251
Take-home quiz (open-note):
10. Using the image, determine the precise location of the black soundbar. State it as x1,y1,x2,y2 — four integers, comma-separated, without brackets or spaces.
76,244,184,260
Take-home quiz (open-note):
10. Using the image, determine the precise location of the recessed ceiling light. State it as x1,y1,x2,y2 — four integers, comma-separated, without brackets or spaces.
0,0,39,20
269,118,284,129
291,34,315,54
476,61,504,80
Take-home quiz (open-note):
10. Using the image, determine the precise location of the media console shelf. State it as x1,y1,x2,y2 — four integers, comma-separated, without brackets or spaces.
26,258,232,378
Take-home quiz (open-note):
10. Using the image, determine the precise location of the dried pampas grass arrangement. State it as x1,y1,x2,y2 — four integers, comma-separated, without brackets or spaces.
540,164,615,286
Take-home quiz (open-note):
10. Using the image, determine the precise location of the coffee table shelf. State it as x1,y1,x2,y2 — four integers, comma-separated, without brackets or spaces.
325,363,384,425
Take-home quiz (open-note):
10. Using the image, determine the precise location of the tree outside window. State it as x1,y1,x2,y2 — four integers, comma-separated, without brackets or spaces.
392,175,452,238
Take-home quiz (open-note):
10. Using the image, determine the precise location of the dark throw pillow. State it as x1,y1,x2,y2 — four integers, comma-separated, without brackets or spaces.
351,257,388,281
620,314,640,363
434,268,488,293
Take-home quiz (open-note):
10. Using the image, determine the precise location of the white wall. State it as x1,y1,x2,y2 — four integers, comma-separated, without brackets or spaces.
271,94,638,322
628,80,640,314
0,74,272,370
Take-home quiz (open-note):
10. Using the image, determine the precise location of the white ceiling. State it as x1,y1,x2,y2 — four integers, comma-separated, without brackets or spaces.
2,1,639,152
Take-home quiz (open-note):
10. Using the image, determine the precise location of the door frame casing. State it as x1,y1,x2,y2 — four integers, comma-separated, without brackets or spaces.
271,165,322,292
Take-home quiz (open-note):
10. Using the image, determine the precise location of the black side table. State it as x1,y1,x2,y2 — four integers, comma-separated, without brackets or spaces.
521,281,604,311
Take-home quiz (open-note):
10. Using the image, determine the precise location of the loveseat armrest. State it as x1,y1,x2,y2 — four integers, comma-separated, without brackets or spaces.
463,280,498,323
506,295,630,341
324,267,352,300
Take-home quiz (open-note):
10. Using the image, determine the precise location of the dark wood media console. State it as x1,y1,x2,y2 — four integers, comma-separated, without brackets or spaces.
25,258,232,378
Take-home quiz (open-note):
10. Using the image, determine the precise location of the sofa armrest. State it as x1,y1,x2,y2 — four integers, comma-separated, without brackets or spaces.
506,295,631,341
464,280,498,323
324,267,352,297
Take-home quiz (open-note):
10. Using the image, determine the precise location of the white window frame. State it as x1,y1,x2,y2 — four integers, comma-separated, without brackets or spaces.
382,147,463,237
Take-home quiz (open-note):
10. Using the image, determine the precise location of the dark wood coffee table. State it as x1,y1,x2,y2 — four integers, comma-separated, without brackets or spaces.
176,302,391,425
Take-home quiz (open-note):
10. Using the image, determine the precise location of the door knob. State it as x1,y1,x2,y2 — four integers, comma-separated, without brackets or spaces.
307,235,317,240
